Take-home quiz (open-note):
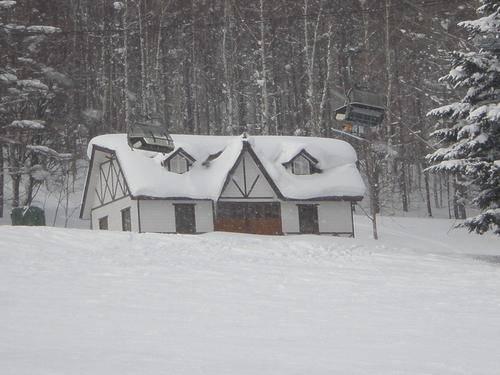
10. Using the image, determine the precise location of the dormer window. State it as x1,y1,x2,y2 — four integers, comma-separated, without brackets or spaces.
283,149,320,175
293,155,311,175
163,148,195,174
170,154,189,173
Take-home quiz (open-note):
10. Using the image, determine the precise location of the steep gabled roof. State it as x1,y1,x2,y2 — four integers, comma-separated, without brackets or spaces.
220,140,284,200
82,134,365,206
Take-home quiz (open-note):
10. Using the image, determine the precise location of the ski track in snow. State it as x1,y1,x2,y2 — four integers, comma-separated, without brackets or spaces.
0,217,499,374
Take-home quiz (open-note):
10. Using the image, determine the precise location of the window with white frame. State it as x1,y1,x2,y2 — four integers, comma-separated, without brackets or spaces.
169,154,189,174
292,155,311,175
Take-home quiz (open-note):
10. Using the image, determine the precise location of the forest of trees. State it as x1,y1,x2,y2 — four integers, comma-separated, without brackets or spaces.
0,0,495,229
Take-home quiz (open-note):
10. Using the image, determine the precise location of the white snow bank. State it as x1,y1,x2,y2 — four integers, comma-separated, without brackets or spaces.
88,134,365,200
0,218,499,375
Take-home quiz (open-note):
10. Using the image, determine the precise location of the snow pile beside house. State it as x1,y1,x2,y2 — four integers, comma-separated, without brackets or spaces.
88,134,365,200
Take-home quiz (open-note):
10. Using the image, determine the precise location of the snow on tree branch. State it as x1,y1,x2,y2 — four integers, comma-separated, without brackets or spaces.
26,145,72,160
8,120,46,129
0,1,16,9
427,0,500,234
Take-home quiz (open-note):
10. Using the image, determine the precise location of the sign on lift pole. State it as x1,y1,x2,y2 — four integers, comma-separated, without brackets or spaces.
334,89,387,240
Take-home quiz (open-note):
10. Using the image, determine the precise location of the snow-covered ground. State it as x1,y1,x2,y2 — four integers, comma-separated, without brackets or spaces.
1,216,499,374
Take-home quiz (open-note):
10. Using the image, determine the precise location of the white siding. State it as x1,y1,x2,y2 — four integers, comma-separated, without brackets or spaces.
193,201,214,233
318,201,353,234
91,196,138,232
139,200,213,233
281,201,300,233
281,201,353,235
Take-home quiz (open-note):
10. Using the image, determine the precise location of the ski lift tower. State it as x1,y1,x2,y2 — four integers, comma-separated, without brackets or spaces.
127,114,175,153
334,89,386,138
333,88,387,240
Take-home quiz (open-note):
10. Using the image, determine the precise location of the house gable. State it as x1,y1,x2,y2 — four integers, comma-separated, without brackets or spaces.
219,142,282,200
80,145,130,219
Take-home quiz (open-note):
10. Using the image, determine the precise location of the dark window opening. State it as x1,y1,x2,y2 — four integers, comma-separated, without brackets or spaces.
298,205,319,234
174,204,196,234
121,207,131,231
98,216,108,230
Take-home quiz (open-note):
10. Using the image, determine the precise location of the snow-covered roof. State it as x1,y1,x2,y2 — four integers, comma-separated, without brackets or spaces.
86,134,365,201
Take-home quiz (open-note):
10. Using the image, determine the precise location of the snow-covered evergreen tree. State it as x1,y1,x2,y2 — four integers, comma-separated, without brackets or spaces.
427,0,500,234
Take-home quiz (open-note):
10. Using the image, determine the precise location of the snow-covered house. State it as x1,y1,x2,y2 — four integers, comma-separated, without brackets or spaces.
80,134,365,236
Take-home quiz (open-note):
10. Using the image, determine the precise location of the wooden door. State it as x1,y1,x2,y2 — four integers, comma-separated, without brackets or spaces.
174,204,196,234
246,203,282,235
215,202,282,235
298,205,319,234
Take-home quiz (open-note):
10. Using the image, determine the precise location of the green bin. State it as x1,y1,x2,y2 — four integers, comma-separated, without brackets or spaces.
11,206,46,226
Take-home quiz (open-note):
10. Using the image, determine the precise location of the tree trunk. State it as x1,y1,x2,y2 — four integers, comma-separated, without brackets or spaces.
191,0,199,134
452,176,467,220
318,24,333,136
11,175,20,208
222,0,234,134
433,174,440,209
183,59,194,134
122,0,131,130
400,161,409,212
137,0,148,116
384,0,394,140
259,0,270,135
446,174,452,219
424,170,432,217
0,145,3,218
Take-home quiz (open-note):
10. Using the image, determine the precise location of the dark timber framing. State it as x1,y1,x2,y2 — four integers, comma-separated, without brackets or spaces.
81,141,361,236
80,145,132,219
95,157,128,205
137,200,142,233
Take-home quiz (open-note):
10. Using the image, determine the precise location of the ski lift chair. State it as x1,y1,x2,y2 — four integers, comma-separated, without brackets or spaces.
127,121,175,153
335,89,386,137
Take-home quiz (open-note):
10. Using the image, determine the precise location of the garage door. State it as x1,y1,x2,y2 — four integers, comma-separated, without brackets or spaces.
215,202,282,235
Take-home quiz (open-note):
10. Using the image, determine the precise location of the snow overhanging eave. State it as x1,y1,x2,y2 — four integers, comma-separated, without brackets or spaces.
280,195,364,202
131,195,213,201
130,194,364,202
